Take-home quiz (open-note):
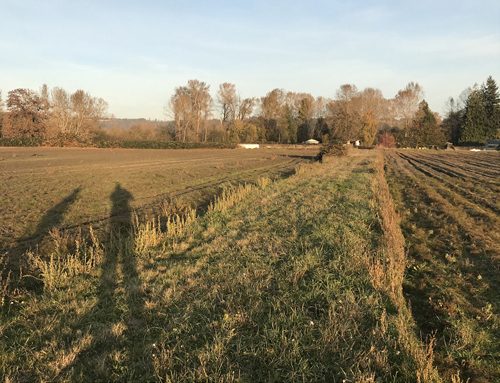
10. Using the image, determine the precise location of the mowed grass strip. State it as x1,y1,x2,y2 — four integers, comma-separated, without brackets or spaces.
1,151,435,382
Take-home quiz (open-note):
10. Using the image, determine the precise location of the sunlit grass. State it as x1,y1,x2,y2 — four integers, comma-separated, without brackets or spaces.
1,150,442,382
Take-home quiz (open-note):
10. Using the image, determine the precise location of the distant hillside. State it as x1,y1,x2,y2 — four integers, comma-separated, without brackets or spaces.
100,118,170,130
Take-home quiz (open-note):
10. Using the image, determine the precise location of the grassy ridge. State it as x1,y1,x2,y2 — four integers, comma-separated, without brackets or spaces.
1,151,436,382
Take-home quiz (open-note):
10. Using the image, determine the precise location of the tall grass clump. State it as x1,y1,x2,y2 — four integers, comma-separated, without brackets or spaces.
134,207,197,255
28,227,103,292
208,178,271,213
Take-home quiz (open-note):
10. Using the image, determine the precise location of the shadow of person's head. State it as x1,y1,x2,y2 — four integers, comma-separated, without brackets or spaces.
109,183,134,235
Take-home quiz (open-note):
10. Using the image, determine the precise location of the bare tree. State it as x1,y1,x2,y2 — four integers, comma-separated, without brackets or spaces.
261,89,285,120
70,89,108,140
217,83,237,124
326,101,360,142
237,97,255,120
325,84,362,142
170,80,212,142
48,87,72,135
296,93,315,122
260,89,287,142
314,97,327,118
296,93,315,142
392,82,424,129
187,80,212,141
336,84,359,102
170,86,191,142
40,84,50,109
358,88,385,145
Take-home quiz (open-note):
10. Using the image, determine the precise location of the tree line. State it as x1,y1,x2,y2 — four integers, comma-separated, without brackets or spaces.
0,85,107,144
1,76,498,147
169,80,445,146
442,76,500,145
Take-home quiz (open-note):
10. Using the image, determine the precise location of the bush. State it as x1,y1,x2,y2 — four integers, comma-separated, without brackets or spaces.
93,139,237,149
45,133,93,147
317,143,350,162
0,136,237,149
0,137,43,147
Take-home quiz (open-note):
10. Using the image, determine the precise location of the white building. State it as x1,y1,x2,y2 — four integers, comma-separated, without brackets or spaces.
238,144,260,149
304,139,320,145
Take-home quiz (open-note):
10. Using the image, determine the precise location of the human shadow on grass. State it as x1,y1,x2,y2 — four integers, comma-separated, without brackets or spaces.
59,183,153,381
4,187,81,291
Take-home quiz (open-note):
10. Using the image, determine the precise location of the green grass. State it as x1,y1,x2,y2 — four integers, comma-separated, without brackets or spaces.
1,151,438,382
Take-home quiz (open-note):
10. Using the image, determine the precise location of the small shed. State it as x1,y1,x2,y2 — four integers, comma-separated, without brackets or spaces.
238,144,260,149
304,139,320,145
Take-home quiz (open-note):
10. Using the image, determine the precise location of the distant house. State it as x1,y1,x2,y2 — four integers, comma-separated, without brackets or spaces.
304,139,320,145
484,139,500,150
238,144,260,149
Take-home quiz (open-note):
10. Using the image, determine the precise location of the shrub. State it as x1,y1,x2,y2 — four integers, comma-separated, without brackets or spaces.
317,143,350,162
93,139,237,149
0,137,43,147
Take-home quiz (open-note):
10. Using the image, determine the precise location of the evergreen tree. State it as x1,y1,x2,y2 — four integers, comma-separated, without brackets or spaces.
442,97,464,144
482,76,500,139
409,100,444,147
460,90,487,144
297,122,311,143
442,109,463,144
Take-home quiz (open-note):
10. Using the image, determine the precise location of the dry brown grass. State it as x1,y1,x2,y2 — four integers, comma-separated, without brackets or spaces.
1,150,442,382
385,149,500,382
0,146,312,252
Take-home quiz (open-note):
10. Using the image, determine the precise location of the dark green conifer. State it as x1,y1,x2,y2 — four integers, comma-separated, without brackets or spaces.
482,76,500,139
460,90,487,144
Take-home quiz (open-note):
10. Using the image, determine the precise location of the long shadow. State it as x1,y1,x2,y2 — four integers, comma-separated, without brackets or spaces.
4,187,81,290
59,183,153,381
9,187,82,252
109,184,152,380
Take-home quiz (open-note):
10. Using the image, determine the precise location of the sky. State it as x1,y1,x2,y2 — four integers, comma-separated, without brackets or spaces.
1,0,499,119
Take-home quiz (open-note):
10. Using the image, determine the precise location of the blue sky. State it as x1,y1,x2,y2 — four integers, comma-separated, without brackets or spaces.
1,0,499,119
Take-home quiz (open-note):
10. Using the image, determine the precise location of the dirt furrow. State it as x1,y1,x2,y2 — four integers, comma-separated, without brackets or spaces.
396,153,500,215
384,151,500,382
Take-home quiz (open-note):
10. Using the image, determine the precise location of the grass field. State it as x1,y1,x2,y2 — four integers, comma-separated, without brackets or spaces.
1,148,498,382
0,146,313,254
